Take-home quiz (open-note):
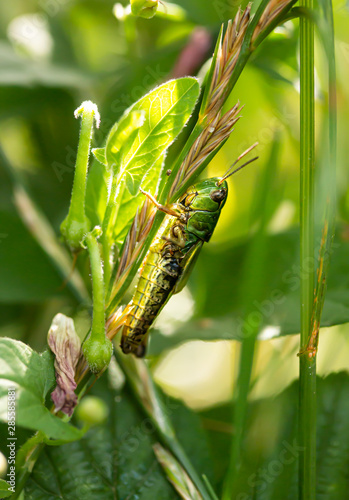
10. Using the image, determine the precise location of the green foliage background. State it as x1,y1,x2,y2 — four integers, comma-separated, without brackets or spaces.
0,0,349,498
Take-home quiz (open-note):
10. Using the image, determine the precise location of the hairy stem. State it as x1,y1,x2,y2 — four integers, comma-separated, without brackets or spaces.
85,231,105,340
60,101,100,251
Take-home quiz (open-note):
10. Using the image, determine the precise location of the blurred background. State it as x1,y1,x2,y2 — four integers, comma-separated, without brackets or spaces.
0,0,349,490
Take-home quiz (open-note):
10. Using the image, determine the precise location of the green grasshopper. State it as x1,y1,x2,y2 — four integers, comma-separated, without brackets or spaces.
118,153,258,357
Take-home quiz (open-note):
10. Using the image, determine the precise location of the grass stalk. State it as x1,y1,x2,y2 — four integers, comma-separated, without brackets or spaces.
298,0,316,497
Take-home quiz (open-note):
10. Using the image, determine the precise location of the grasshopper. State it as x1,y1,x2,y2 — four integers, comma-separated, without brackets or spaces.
117,153,258,357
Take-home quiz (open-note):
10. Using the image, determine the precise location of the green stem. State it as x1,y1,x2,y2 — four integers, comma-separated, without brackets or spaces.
124,12,138,58
102,237,112,291
222,340,256,500
60,101,100,252
70,113,94,219
83,229,113,373
299,0,316,497
85,231,105,340
102,179,125,291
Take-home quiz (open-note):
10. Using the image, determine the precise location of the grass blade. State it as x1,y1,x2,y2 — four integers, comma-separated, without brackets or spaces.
153,443,203,500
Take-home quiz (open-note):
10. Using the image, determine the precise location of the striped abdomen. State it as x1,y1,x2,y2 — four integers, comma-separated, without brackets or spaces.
120,237,182,356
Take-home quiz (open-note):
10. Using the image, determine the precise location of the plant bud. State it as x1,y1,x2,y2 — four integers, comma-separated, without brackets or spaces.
60,216,90,253
47,313,81,416
82,336,113,374
76,396,109,426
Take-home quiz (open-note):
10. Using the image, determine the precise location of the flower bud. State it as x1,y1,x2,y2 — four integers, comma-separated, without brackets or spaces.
47,313,81,416
82,336,113,374
76,396,109,426
60,216,90,253
131,0,158,19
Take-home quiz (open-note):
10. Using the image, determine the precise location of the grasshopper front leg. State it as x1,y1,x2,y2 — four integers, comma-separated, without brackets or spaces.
139,188,179,217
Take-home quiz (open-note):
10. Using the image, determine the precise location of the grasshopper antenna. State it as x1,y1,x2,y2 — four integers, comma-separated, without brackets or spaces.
218,142,259,185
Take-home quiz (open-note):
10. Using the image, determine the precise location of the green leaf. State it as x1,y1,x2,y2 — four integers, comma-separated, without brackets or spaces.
24,374,213,499
154,443,202,500
92,148,107,166
114,153,164,244
121,77,199,191
85,160,110,228
148,228,349,354
0,338,82,441
125,170,138,196
111,77,200,241
0,479,12,498
200,373,349,499
105,110,145,171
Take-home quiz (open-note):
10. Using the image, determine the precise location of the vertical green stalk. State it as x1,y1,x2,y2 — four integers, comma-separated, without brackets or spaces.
82,229,113,374
102,180,125,290
85,230,105,339
61,101,100,252
299,0,316,497
69,109,95,220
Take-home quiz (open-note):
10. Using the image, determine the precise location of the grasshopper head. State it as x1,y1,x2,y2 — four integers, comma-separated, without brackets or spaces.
180,178,228,212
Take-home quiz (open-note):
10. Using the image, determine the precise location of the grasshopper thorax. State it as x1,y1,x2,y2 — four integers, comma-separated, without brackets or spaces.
179,177,228,213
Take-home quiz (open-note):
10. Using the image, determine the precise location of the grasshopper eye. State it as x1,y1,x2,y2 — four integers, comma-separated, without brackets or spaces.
210,189,226,203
